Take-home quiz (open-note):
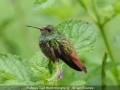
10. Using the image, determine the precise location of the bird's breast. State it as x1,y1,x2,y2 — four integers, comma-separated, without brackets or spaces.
39,38,60,62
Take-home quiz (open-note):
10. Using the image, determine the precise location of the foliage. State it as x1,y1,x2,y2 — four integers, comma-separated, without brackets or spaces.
57,19,97,55
0,53,33,81
0,19,97,86
0,0,120,89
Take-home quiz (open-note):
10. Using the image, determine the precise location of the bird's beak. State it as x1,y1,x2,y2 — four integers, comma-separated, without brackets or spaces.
26,25,44,31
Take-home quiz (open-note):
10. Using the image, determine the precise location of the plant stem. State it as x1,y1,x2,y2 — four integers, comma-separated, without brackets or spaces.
91,0,114,61
103,13,118,26
91,0,120,85
98,24,114,61
91,0,101,24
77,0,97,23
77,0,120,86
47,61,60,85
102,51,108,90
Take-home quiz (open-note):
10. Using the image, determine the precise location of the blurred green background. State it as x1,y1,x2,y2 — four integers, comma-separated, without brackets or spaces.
0,0,120,86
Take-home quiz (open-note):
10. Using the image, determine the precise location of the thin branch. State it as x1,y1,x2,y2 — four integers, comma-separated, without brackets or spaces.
91,0,101,24
91,0,120,85
102,51,108,90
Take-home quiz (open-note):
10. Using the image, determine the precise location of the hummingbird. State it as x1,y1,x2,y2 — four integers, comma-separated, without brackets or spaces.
27,25,87,73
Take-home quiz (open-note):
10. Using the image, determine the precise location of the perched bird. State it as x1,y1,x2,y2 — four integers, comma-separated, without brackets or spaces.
27,25,87,73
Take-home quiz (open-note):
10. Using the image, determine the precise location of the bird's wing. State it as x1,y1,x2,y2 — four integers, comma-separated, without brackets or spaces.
70,52,87,73
58,36,87,73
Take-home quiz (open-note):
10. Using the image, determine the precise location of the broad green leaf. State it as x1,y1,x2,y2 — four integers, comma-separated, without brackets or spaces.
71,80,86,86
56,19,97,55
113,31,120,50
33,0,56,10
30,52,61,85
30,52,50,80
0,53,33,81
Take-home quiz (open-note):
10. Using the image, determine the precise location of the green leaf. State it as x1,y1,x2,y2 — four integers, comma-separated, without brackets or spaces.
56,19,97,55
30,52,50,80
30,52,61,85
113,31,120,50
0,53,33,81
33,0,56,10
71,80,86,86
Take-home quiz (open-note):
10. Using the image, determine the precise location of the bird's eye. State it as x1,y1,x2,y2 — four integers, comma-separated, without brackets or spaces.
48,29,51,32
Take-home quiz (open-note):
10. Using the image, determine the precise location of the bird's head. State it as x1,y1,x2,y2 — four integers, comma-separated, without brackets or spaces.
27,24,57,36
